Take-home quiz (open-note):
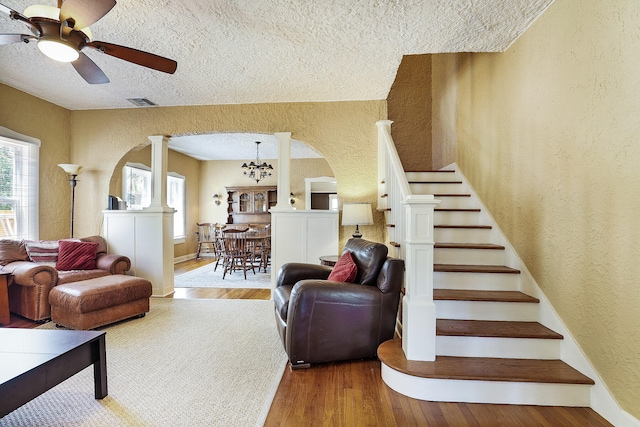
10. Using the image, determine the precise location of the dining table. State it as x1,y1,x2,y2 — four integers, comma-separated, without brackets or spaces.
219,231,271,277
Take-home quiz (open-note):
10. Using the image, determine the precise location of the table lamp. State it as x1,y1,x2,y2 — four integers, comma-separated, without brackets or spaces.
341,203,373,238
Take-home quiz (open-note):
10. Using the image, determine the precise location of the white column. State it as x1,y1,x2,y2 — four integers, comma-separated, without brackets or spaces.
273,132,294,210
401,195,440,361
148,135,170,209
110,135,174,296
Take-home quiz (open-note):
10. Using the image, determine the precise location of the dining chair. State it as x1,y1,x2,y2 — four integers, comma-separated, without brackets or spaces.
213,235,226,272
257,236,271,272
195,223,218,259
221,229,255,279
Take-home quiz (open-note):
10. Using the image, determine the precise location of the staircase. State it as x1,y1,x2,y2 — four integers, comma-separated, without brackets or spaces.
378,168,595,407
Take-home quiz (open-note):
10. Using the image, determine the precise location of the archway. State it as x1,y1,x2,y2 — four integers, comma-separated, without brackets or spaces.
107,132,336,261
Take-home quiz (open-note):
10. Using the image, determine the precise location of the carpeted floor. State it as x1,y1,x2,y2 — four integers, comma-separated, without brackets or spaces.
1,299,287,427
174,261,271,289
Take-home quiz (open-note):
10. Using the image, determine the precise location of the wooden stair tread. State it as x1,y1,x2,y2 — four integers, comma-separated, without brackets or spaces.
378,339,594,385
433,289,539,303
436,319,563,339
406,170,455,173
409,181,463,184
435,225,492,229
435,264,520,274
435,243,505,250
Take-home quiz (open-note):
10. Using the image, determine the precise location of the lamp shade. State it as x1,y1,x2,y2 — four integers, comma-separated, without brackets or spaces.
58,164,84,175
342,203,373,226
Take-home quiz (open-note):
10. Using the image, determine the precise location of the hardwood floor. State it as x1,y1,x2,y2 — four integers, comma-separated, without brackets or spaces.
264,359,612,427
2,258,613,426
171,257,271,300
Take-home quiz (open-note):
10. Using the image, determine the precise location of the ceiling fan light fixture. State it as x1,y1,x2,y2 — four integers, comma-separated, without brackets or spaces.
37,39,79,62
23,4,59,20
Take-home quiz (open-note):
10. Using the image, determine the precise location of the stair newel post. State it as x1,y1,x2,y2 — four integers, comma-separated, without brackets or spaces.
402,195,440,361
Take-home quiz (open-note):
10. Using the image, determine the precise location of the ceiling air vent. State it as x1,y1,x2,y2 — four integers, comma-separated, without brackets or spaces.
127,98,157,107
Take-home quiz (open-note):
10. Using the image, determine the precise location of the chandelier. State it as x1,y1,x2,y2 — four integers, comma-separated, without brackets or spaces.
242,141,274,183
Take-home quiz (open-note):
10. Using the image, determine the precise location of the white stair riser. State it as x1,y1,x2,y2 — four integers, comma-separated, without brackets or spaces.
388,246,401,259
436,336,561,359
434,272,521,291
381,364,591,407
435,300,538,321
433,196,476,210
435,248,505,265
435,211,482,225
410,183,467,195
385,227,398,241
406,172,458,182
434,228,492,243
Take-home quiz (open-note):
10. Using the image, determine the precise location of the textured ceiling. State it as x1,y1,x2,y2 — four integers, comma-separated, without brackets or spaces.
169,132,322,161
1,0,554,160
1,0,554,111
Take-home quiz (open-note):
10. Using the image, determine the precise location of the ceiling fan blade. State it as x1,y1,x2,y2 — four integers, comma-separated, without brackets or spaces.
72,52,110,84
0,3,12,16
1,3,40,36
60,0,116,30
86,41,177,74
0,33,31,45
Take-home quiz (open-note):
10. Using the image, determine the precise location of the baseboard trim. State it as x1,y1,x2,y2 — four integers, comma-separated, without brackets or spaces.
173,253,216,264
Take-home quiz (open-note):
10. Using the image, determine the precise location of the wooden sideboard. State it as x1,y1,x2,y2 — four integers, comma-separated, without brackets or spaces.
226,186,277,225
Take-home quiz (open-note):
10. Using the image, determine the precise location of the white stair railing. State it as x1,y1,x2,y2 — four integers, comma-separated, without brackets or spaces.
377,120,440,361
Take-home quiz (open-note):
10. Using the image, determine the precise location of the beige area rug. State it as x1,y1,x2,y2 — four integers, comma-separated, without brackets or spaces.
1,299,287,427
174,260,271,289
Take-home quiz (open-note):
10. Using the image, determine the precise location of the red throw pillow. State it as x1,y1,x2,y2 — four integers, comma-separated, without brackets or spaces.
56,240,99,271
327,250,358,283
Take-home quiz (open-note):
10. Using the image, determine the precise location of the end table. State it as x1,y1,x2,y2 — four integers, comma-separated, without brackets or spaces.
319,255,339,267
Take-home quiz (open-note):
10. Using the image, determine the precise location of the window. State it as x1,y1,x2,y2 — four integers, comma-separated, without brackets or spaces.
123,163,152,210
122,163,185,240
0,128,40,240
167,173,185,240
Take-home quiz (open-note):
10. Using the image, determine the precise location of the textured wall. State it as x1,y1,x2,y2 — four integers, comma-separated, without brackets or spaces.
431,54,459,170
69,101,386,250
3,89,384,252
448,0,640,418
387,55,432,171
0,84,72,240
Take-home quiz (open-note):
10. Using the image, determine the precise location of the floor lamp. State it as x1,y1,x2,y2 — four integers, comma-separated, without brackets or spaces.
342,203,374,238
58,164,84,238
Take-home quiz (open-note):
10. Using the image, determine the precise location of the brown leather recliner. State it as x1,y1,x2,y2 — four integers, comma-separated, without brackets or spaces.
273,238,404,369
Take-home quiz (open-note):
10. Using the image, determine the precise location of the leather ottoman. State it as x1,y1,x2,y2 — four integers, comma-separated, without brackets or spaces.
49,275,152,330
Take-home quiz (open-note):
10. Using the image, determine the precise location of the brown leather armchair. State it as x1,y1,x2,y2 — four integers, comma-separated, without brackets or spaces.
273,238,404,369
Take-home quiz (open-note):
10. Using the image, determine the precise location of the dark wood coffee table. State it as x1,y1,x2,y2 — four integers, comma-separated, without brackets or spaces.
0,329,107,417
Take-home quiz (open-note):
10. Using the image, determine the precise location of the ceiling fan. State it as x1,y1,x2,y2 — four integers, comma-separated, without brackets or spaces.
0,0,177,84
